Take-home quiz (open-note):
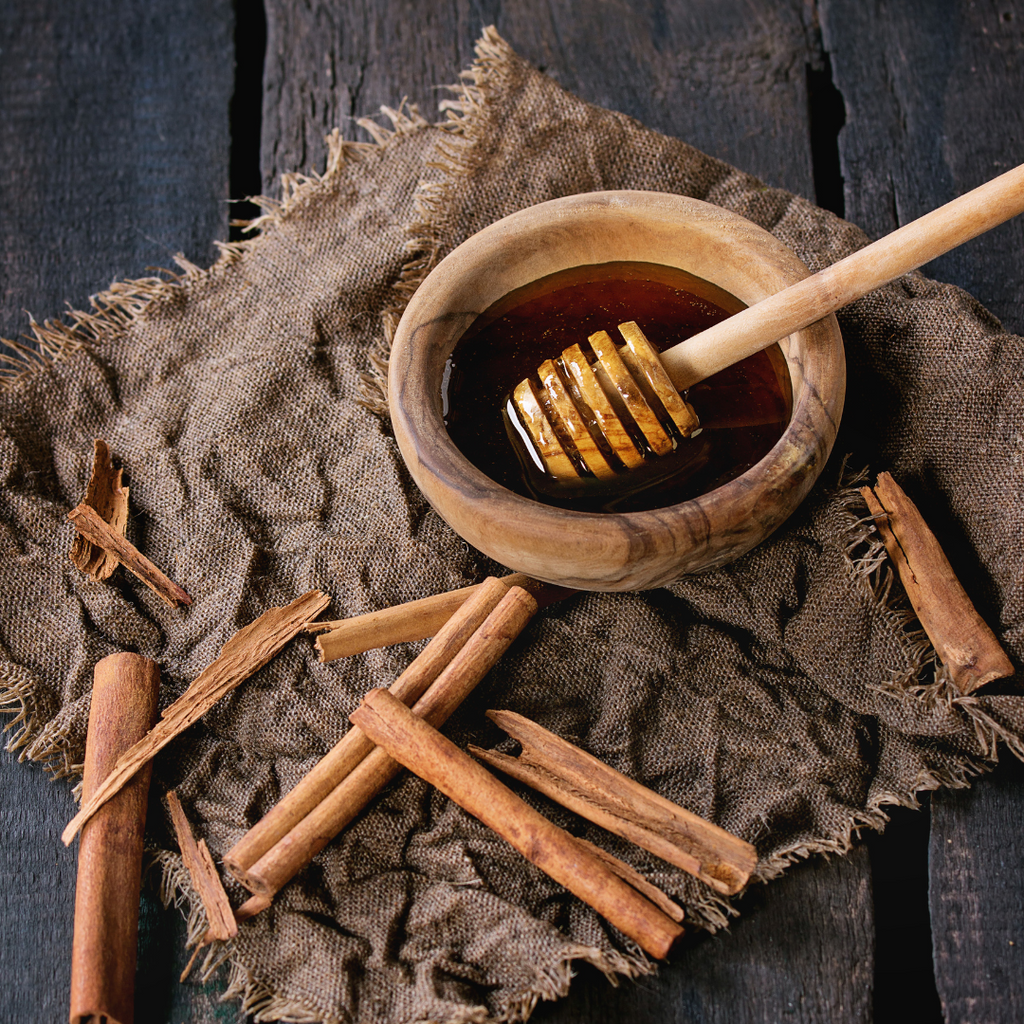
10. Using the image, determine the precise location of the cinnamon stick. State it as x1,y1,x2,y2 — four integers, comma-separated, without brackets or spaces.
70,439,129,582
861,473,1013,694
306,572,570,662
225,575,515,878
573,836,685,923
68,502,191,607
471,711,757,896
62,590,330,845
351,688,684,959
70,653,160,1024
165,791,237,942
233,584,538,900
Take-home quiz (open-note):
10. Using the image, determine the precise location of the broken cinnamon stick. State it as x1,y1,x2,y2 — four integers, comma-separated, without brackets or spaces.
573,836,685,923
861,472,1013,694
306,572,570,662
165,791,237,943
189,894,273,972
351,688,684,959
233,584,538,900
470,711,757,896
62,590,330,845
70,439,129,582
70,653,160,1024
68,502,191,607
225,576,515,878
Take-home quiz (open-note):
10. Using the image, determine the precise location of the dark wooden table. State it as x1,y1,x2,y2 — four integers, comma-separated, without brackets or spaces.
2,3,1022,1022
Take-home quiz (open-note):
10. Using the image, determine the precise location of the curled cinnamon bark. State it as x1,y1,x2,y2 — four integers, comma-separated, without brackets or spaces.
69,653,160,1024
472,710,757,895
166,791,236,943
233,584,538,900
68,502,191,607
861,473,1013,694
350,688,685,960
70,439,129,582
62,590,329,845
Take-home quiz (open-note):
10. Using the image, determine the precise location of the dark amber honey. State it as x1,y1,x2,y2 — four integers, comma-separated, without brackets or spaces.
443,261,792,514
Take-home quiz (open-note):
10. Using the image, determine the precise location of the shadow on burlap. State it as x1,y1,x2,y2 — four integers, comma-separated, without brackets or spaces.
1,28,1022,1024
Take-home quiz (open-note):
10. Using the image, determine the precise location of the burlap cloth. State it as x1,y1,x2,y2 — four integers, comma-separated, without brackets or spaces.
2,28,1022,1024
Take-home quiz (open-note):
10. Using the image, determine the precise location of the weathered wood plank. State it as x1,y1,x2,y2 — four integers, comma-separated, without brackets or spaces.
0,753,79,1022
0,0,234,349
534,847,874,1024
261,0,817,199
820,0,1024,331
929,758,1024,1021
822,2,1024,1022
0,1,235,1020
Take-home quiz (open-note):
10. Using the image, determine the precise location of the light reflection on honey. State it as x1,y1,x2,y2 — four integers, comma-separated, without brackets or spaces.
443,261,792,514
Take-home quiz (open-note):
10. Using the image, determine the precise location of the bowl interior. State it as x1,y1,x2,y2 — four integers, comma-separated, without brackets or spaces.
388,191,845,591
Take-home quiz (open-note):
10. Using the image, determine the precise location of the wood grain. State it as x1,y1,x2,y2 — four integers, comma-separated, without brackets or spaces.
930,758,1024,1019
0,0,234,355
820,0,1024,330
823,5,1024,1023
261,0,817,199
535,847,874,1024
2,1,1020,1021
388,190,845,590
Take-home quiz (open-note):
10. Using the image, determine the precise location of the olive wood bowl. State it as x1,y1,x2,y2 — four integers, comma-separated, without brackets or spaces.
388,191,845,591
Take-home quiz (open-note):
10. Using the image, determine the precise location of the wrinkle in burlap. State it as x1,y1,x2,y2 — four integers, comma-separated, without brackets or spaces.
2,29,1022,1024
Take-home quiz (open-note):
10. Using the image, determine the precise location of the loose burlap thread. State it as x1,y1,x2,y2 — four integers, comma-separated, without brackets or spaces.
2,28,1022,1024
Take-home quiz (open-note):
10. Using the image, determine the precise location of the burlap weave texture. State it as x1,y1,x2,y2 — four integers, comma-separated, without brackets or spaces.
1,29,1022,1024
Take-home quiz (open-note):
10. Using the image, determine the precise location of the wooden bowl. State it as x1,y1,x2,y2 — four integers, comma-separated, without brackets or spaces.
388,191,845,591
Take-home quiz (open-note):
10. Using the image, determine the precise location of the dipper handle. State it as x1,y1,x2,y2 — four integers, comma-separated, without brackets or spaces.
660,162,1024,390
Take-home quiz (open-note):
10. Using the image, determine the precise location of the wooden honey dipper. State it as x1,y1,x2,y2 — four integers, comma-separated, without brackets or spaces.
509,162,1024,481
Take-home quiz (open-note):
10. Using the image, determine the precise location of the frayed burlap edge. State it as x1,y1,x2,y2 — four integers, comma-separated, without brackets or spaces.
0,55,657,1021
150,849,656,1024
357,26,515,416
0,104,430,390
745,461,1022,881
3,25,1022,1024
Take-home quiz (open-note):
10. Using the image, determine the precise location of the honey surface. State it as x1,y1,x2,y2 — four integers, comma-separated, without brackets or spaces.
443,262,791,513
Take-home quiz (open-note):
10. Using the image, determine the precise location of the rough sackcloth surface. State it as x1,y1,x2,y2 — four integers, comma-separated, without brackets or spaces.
2,29,1022,1024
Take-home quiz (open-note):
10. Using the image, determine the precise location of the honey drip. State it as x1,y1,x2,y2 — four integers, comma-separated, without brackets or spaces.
443,262,792,514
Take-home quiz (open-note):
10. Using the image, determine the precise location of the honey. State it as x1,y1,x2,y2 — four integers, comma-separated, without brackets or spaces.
443,261,792,514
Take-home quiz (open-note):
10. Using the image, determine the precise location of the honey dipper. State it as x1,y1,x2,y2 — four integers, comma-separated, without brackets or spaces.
509,162,1024,480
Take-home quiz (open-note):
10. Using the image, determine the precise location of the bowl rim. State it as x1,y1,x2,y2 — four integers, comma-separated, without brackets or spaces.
388,190,845,590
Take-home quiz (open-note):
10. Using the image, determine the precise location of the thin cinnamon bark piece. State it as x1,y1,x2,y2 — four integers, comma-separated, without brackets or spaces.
234,585,539,900
351,688,684,959
861,472,1013,694
306,572,571,662
574,836,685,923
226,576,515,878
166,791,237,942
62,590,330,845
189,894,274,973
68,502,192,607
70,653,160,1024
470,711,757,896
70,439,129,581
